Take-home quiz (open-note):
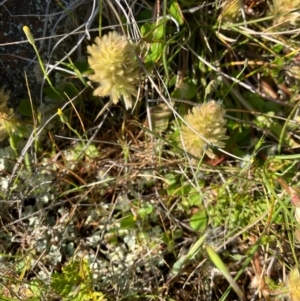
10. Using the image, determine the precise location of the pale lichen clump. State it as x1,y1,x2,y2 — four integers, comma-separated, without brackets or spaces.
271,0,300,27
87,31,140,110
0,87,19,142
179,100,228,159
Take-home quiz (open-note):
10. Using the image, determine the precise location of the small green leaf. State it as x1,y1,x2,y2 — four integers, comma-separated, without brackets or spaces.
169,0,184,25
141,21,165,42
137,9,152,22
165,173,179,186
147,42,163,64
141,23,153,39
189,209,207,231
120,215,136,228
84,144,99,159
271,44,284,54
138,203,154,220
17,99,36,117
43,87,64,101
187,187,204,206
171,78,197,99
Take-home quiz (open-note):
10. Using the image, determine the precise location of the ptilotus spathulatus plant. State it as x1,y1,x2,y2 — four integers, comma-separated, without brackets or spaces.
271,0,300,27
179,100,228,160
87,31,140,110
287,266,300,301
0,87,19,142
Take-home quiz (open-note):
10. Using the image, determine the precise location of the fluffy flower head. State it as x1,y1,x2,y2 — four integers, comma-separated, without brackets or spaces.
0,87,10,112
179,100,228,159
219,0,243,23
87,31,140,109
287,266,300,301
0,87,19,142
271,0,300,27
